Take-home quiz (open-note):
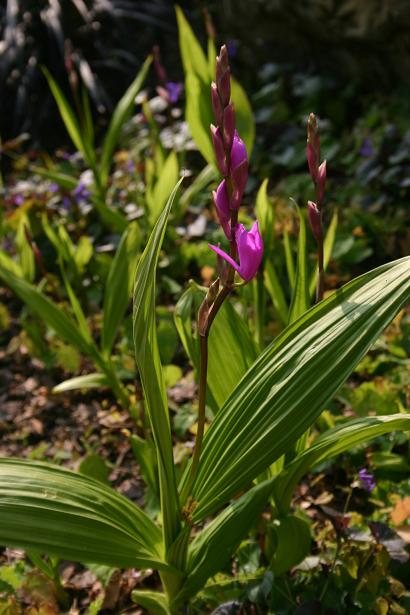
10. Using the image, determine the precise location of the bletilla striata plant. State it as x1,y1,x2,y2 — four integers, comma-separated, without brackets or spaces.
0,43,410,615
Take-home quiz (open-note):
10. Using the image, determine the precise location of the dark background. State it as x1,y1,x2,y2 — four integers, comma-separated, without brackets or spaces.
1,0,410,149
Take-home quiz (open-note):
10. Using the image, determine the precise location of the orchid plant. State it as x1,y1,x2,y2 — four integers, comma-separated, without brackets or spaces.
0,44,410,615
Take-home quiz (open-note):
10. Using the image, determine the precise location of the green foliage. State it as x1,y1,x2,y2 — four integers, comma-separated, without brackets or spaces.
182,256,410,521
0,459,166,570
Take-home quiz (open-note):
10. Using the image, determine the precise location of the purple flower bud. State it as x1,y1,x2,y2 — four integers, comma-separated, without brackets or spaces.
217,44,229,73
211,82,223,127
306,142,319,183
307,112,320,183
216,46,231,106
223,103,235,151
213,180,231,239
211,125,227,176
358,468,376,492
317,160,327,206
208,221,263,282
307,200,322,240
230,132,248,208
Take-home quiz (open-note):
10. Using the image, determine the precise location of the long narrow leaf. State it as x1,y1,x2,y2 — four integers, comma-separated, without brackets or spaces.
133,180,183,549
0,459,167,570
264,260,288,326
288,204,309,323
100,56,152,187
52,373,109,393
182,256,410,521
102,222,141,354
43,68,90,163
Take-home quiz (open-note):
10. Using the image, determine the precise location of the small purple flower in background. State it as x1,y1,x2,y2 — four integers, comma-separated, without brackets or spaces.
72,170,93,203
73,182,91,203
13,194,25,206
165,81,183,104
49,182,59,193
226,40,238,58
359,137,375,158
358,467,376,492
209,222,263,282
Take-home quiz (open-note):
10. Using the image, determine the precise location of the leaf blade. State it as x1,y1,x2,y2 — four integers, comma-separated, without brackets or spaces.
0,459,166,570
184,256,410,520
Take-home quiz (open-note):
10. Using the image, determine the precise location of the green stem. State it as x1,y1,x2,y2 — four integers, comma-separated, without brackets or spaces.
180,334,208,503
180,285,232,505
253,272,265,349
315,235,324,303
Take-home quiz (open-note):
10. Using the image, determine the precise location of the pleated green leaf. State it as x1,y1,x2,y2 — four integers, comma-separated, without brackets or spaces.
0,459,167,570
133,180,183,549
100,55,152,187
102,222,141,354
175,479,275,604
0,264,97,358
183,256,410,521
132,590,171,615
273,413,410,514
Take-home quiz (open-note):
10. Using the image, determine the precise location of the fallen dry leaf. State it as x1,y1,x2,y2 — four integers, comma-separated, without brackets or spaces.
390,496,410,525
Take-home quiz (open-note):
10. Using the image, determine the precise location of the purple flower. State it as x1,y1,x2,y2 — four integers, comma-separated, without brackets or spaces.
209,221,263,282
49,182,59,193
359,138,374,158
358,468,376,492
166,81,183,104
213,179,231,239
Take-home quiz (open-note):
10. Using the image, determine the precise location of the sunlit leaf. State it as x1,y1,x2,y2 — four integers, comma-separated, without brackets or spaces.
181,256,410,521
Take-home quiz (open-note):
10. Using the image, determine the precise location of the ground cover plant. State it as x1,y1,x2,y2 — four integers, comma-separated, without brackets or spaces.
1,5,410,615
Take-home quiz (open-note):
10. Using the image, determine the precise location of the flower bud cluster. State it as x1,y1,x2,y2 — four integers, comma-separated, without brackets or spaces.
306,113,327,241
210,45,249,239
208,46,263,284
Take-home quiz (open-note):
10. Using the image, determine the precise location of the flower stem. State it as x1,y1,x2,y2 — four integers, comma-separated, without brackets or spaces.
315,234,324,303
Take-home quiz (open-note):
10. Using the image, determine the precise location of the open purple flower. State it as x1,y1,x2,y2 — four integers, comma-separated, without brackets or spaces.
209,221,263,282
